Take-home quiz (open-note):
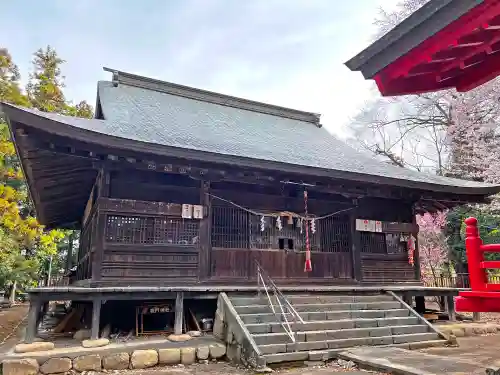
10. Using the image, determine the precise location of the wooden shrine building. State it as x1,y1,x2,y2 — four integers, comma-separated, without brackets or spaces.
2,67,500,289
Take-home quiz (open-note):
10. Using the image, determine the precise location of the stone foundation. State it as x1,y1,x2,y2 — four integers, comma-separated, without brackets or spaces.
2,343,226,375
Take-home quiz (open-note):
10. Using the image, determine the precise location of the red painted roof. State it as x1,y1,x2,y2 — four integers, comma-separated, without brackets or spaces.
346,0,500,96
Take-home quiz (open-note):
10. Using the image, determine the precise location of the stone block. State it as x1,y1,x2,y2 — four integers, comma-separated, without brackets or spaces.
486,325,498,333
473,326,486,335
2,358,39,375
168,333,192,342
81,338,109,348
73,354,101,372
451,328,465,337
73,329,91,340
181,347,196,365
103,352,130,370
131,349,158,369
40,357,72,374
209,343,226,359
308,350,328,361
159,348,181,364
14,341,54,353
188,330,201,337
197,345,210,360
463,326,475,336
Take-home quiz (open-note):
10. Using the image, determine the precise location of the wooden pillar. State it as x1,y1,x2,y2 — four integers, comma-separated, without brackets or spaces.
198,181,212,280
92,168,110,282
25,299,41,343
473,312,481,321
350,200,362,281
415,296,426,314
90,298,102,340
446,295,456,321
412,204,421,281
174,292,184,335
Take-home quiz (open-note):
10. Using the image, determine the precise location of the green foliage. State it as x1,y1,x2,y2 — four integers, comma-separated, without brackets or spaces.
0,45,93,290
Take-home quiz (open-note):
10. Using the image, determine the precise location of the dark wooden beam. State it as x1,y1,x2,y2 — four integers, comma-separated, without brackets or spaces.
198,181,211,280
350,199,362,282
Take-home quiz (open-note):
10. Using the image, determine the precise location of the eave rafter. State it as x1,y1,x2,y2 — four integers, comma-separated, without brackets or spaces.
374,1,500,96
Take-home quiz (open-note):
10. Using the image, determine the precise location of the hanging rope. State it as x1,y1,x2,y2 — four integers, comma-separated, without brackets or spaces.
304,190,312,272
206,193,354,221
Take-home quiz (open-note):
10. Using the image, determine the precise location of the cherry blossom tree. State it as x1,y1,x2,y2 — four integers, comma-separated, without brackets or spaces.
417,211,449,284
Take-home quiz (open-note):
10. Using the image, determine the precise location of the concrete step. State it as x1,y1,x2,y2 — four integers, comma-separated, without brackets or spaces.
245,316,420,334
257,332,440,355
252,324,430,345
261,339,447,364
240,308,410,324
229,294,395,306
235,301,402,314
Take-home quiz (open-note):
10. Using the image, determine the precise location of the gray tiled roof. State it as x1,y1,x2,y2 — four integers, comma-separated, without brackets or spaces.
2,80,498,193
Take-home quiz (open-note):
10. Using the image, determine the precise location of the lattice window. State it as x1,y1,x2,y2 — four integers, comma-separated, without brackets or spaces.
320,215,351,253
153,218,199,245
105,215,199,245
249,215,321,251
211,206,249,248
360,232,386,254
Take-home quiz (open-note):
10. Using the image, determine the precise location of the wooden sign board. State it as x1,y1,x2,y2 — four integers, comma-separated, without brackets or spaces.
192,205,204,219
356,219,375,232
181,204,193,219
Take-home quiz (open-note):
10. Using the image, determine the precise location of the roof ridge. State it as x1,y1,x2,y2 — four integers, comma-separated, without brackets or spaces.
103,67,322,126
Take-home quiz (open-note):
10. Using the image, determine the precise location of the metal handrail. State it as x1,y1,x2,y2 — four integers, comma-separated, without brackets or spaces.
255,260,304,344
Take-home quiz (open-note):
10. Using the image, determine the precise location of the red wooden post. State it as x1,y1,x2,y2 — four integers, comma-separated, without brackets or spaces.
464,217,488,291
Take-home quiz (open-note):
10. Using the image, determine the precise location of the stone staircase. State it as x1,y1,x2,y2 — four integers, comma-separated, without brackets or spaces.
228,293,445,364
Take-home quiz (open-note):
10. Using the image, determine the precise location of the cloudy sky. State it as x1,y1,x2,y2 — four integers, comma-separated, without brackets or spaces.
3,0,399,137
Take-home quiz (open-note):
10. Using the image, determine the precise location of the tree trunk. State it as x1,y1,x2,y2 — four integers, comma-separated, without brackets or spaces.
9,280,16,305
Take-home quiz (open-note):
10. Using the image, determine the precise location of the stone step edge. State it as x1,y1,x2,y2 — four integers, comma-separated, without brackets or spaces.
245,316,418,329
257,332,440,352
252,324,430,340
261,340,447,364
235,302,400,309
239,309,409,317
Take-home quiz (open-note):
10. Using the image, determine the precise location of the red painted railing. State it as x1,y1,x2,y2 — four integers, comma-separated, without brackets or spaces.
456,217,500,312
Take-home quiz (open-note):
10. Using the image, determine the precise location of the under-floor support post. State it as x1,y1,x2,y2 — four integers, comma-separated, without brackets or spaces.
25,299,41,343
446,295,456,321
473,312,481,322
175,292,184,335
90,298,102,340
415,296,426,314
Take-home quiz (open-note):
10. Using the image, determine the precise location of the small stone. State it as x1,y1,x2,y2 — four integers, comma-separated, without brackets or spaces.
14,341,54,353
103,352,130,370
337,359,356,369
73,328,91,340
130,349,158,369
255,366,274,373
188,330,202,337
446,333,458,346
200,359,209,365
167,333,192,342
181,347,196,365
158,348,181,364
209,343,226,359
197,345,210,360
451,328,465,337
40,357,72,374
2,358,39,375
73,354,101,371
82,338,109,348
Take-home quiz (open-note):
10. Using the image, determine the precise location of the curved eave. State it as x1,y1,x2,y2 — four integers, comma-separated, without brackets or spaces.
3,103,500,201
345,0,500,96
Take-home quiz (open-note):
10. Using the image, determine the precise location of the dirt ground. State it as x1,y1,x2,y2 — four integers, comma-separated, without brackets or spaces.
91,362,386,375
421,334,500,368
0,303,28,348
